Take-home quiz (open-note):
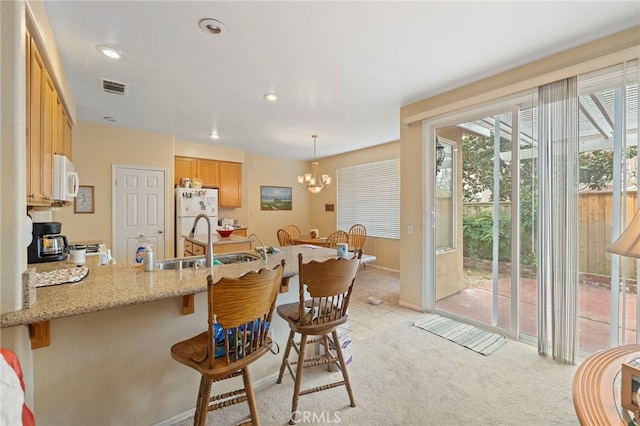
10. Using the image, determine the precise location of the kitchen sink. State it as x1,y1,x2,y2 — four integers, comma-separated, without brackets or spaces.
213,253,263,264
156,252,262,270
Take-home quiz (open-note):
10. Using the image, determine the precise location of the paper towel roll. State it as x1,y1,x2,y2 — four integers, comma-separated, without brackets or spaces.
26,215,33,247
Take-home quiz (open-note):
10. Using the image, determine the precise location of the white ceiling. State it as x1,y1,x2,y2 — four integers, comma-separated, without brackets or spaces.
42,1,639,160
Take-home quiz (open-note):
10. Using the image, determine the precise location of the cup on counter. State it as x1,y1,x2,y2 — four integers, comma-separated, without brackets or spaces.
336,242,348,257
68,245,87,266
310,229,319,239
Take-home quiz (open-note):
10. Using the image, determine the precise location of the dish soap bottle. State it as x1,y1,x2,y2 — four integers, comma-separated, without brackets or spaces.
135,234,147,266
143,244,154,272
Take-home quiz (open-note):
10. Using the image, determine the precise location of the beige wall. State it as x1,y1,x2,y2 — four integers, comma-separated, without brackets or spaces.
53,122,175,258
399,26,640,311
243,153,312,248
434,128,465,300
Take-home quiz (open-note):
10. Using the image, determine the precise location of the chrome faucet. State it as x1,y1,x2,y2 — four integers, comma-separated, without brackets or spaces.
191,214,214,267
249,233,268,260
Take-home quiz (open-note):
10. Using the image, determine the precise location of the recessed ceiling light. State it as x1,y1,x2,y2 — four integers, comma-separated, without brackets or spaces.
210,132,220,139
199,18,228,36
96,45,124,60
263,93,278,102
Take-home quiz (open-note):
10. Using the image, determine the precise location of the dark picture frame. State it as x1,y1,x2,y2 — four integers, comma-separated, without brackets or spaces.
621,362,640,411
260,186,292,211
74,185,95,214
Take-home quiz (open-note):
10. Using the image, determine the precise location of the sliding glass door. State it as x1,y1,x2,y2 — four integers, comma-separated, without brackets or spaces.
427,60,639,355
433,106,527,335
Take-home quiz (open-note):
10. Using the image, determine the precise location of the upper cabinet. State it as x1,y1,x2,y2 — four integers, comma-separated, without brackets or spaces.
174,157,197,187
196,159,220,189
26,36,45,204
174,156,242,208
219,161,242,208
26,31,73,206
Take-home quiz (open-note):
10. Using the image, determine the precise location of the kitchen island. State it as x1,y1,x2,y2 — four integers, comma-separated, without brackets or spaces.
0,245,354,425
0,245,338,328
182,233,252,256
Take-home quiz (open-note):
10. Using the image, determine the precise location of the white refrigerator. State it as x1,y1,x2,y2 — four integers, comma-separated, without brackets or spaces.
175,187,219,256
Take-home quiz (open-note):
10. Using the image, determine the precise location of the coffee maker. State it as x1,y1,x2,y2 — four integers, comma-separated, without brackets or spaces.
28,222,69,263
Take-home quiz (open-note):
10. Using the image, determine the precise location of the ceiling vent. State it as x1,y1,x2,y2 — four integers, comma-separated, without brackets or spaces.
101,78,128,95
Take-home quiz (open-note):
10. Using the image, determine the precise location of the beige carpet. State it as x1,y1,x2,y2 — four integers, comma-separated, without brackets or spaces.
172,267,579,426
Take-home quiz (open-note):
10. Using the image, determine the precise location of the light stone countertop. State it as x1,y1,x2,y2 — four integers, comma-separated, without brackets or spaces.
0,245,342,328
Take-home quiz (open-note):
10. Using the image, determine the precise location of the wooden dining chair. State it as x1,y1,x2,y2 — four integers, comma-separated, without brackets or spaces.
348,224,367,268
276,251,361,425
277,228,294,246
348,224,366,251
283,225,301,239
325,230,349,249
170,261,285,426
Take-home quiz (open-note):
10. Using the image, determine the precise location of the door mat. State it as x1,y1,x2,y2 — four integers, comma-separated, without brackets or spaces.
413,313,506,356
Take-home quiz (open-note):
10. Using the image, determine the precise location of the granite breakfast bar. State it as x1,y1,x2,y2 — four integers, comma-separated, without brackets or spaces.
0,245,355,425
0,245,339,329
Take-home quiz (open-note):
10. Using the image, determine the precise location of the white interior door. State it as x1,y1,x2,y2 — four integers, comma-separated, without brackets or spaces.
113,165,166,265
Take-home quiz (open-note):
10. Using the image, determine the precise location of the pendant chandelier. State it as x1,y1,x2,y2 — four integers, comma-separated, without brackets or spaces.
297,134,331,194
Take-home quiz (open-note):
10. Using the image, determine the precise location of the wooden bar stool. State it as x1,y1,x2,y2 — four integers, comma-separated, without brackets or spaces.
171,261,284,426
276,252,361,424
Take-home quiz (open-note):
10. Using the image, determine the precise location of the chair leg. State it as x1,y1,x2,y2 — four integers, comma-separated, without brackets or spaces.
194,375,212,426
322,334,333,371
242,367,260,426
332,330,356,408
277,329,296,384
289,334,308,425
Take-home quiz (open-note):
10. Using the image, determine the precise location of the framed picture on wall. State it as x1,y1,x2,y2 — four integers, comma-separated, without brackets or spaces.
621,361,640,412
74,185,95,214
260,186,292,211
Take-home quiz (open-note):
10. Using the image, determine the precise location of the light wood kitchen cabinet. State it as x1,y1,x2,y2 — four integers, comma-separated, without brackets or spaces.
26,31,73,206
27,37,44,204
174,156,196,186
54,98,73,159
219,161,242,208
173,156,242,207
63,114,72,159
184,238,250,256
195,159,219,188
234,228,247,237
41,72,56,203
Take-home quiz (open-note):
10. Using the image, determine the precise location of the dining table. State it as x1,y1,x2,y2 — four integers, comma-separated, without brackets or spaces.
292,235,330,247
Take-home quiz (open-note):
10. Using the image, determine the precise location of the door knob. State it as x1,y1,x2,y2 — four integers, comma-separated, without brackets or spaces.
158,230,163,234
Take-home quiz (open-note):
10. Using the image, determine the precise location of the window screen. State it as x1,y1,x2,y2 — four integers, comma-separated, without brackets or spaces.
337,158,400,239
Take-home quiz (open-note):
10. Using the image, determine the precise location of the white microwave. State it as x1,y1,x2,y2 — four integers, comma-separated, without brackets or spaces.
53,154,79,202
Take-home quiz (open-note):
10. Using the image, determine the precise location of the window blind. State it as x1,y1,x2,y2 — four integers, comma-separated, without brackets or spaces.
337,158,400,239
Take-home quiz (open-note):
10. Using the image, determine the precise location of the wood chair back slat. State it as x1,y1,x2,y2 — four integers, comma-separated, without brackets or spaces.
325,230,349,249
206,261,284,367
296,251,361,328
348,224,367,250
277,228,294,246
283,225,301,239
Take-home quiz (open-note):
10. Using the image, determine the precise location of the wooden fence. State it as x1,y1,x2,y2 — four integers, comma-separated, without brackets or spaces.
463,191,638,276
580,191,637,276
